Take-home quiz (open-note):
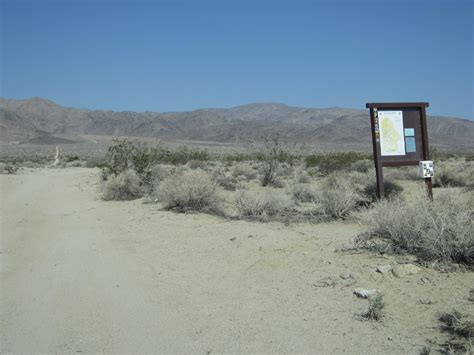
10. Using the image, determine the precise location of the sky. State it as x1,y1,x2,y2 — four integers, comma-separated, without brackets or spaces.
1,0,473,119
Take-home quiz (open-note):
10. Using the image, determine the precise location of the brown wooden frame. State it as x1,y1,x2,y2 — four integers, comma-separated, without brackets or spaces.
366,102,433,200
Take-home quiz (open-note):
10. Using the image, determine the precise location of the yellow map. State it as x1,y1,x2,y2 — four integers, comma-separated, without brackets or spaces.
378,111,405,156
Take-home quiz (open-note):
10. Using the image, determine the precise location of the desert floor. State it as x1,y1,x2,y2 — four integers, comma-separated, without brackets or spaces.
1,168,473,353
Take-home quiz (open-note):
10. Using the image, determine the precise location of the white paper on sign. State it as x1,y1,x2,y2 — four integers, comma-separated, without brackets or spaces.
378,111,405,156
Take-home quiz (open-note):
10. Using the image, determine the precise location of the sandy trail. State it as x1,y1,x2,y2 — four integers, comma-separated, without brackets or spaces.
1,168,472,353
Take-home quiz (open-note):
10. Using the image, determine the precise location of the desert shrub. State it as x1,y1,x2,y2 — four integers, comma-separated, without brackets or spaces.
351,159,373,173
105,140,210,186
0,162,19,174
363,179,403,201
289,183,318,203
65,160,86,168
158,145,209,165
361,294,385,321
64,155,80,162
251,135,294,187
293,167,311,183
105,139,160,186
434,167,464,188
85,157,108,168
158,169,221,213
149,164,173,182
317,173,367,219
101,169,143,201
232,163,257,181
384,166,419,180
438,310,474,353
305,152,371,176
221,152,252,163
186,159,208,170
235,189,297,221
355,190,474,265
215,174,237,191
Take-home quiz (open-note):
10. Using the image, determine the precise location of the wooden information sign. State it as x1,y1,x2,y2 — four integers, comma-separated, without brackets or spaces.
366,102,433,200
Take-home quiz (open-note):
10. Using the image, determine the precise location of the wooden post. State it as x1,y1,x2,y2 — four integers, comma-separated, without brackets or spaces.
369,107,384,199
419,105,433,201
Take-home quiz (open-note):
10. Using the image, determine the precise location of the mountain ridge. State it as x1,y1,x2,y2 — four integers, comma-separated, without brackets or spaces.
1,97,473,151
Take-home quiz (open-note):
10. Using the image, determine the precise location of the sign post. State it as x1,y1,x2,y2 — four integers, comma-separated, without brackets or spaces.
366,102,433,200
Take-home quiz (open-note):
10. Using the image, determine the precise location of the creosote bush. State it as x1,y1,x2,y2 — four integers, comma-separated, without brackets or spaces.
355,190,474,265
101,169,143,201
252,135,294,187
158,169,221,213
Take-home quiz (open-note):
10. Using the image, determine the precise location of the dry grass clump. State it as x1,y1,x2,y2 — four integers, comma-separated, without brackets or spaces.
438,310,474,353
355,190,474,265
158,169,221,213
235,189,297,221
101,169,143,201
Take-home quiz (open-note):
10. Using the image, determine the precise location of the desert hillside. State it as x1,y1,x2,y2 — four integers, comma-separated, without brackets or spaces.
1,97,473,151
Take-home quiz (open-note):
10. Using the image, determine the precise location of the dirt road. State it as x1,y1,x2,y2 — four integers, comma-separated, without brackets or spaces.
1,168,472,353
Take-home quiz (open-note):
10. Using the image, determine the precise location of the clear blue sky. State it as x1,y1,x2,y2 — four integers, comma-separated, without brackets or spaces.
1,0,473,118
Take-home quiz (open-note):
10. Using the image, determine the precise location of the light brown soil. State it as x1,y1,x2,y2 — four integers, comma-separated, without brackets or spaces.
1,168,473,353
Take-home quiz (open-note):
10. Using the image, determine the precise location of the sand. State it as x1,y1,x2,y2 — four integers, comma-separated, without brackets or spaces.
1,168,473,353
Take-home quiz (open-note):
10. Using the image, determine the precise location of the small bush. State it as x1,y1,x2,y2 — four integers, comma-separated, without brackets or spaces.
65,160,86,168
232,163,257,181
305,152,371,175
433,159,474,189
351,159,373,173
252,135,291,187
361,294,385,321
434,166,465,188
0,162,19,174
289,183,318,203
235,189,297,221
355,190,474,265
158,169,221,213
317,173,367,219
384,166,419,181
101,169,143,201
64,155,80,162
363,179,403,201
215,174,237,191
438,310,474,353
293,167,311,183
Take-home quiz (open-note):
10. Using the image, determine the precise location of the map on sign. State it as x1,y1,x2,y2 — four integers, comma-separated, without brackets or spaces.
378,110,405,156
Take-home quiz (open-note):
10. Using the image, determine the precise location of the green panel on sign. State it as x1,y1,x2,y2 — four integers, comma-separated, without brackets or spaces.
404,128,415,137
405,137,416,153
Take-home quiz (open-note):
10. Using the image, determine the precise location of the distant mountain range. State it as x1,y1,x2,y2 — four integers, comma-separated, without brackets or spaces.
1,97,473,151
